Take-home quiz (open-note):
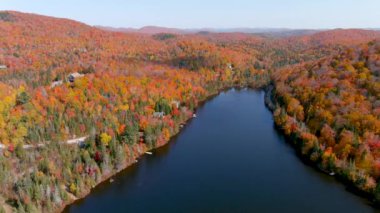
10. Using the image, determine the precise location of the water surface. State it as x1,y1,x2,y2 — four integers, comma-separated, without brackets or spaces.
66,89,376,213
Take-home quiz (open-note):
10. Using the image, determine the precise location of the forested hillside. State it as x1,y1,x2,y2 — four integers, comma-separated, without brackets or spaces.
0,10,379,212
271,40,380,198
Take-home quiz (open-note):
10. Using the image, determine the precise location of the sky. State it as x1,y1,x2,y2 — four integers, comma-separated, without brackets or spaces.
0,0,379,29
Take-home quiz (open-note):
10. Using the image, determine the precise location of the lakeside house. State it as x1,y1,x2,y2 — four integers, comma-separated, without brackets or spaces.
68,72,84,83
153,112,165,118
171,100,180,109
50,80,63,88
139,131,144,142
227,63,233,70
0,65,7,70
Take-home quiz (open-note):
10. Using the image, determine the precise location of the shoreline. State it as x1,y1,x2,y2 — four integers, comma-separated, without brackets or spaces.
60,85,243,212
61,84,379,212
60,113,193,213
264,84,378,208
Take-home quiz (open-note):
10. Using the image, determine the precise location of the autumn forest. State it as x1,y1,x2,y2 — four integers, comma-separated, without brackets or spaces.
0,10,380,212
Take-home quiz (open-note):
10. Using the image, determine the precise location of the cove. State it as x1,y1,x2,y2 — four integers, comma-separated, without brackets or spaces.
65,89,375,213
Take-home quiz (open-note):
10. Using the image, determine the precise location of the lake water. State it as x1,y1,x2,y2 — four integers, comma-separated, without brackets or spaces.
65,89,376,213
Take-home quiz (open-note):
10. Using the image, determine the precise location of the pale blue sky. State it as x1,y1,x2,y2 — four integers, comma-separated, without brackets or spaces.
0,0,379,29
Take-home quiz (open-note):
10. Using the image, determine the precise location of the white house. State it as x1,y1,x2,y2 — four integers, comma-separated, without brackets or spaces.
50,80,63,88
0,65,7,70
227,63,233,70
153,112,165,118
139,131,144,138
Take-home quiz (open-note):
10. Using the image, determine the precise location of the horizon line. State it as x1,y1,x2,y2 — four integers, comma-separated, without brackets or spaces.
2,10,380,31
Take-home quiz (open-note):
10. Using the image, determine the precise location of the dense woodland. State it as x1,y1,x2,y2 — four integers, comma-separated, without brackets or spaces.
271,41,380,197
0,11,379,212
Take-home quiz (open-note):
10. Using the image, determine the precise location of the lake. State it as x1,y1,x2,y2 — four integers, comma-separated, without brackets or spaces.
65,89,376,213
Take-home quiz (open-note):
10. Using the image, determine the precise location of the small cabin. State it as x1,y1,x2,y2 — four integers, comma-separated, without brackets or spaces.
227,63,233,70
0,65,7,70
171,100,180,109
138,131,144,142
153,112,165,118
50,80,63,88
138,131,144,138
68,72,84,83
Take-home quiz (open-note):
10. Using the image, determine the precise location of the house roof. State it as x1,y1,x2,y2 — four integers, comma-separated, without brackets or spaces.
69,72,84,77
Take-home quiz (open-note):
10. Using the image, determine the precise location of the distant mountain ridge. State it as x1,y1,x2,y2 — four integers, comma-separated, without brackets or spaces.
96,25,185,34
1,10,379,41
96,25,380,38
96,25,322,36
